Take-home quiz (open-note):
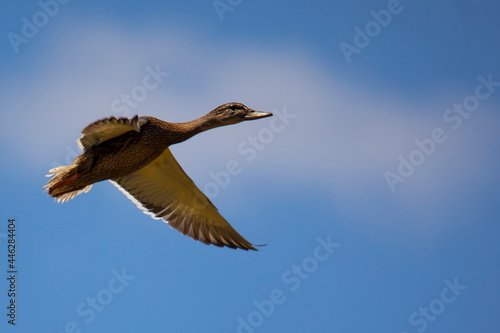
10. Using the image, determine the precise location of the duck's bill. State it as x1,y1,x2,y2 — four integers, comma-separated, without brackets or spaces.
244,110,273,120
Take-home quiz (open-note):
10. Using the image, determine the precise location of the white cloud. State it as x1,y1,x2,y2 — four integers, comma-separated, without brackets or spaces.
2,20,499,235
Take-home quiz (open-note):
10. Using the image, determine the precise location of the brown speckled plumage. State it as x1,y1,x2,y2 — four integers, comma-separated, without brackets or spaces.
45,102,272,251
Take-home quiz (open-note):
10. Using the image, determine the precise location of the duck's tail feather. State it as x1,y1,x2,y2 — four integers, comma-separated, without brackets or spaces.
44,165,92,203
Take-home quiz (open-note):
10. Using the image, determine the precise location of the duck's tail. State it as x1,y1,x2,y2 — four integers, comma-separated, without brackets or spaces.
44,165,92,203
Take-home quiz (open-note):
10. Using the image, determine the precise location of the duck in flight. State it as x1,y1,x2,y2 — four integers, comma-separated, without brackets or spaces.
45,102,272,251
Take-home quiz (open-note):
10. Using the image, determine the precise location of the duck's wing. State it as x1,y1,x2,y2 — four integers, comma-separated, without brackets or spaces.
78,115,148,151
110,148,257,251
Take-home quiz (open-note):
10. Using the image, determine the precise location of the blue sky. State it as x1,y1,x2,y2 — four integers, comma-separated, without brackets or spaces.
1,0,500,332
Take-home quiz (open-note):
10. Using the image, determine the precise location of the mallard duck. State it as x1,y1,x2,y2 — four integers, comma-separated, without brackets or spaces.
45,102,272,251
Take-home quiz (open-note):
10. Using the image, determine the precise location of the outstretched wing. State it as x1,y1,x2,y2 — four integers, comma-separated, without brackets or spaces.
110,148,257,250
78,115,147,151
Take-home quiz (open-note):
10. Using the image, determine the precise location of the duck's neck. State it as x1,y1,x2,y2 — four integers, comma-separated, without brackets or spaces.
167,113,224,144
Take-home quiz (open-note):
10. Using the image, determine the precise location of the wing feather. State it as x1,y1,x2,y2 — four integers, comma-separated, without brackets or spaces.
110,148,256,250
78,115,147,151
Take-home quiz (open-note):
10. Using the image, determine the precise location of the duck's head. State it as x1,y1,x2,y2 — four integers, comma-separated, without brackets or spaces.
207,102,273,127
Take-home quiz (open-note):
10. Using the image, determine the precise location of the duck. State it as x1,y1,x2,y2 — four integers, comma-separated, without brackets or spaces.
45,102,272,251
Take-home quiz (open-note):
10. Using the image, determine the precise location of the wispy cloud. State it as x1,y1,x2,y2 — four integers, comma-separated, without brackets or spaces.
2,19,499,236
